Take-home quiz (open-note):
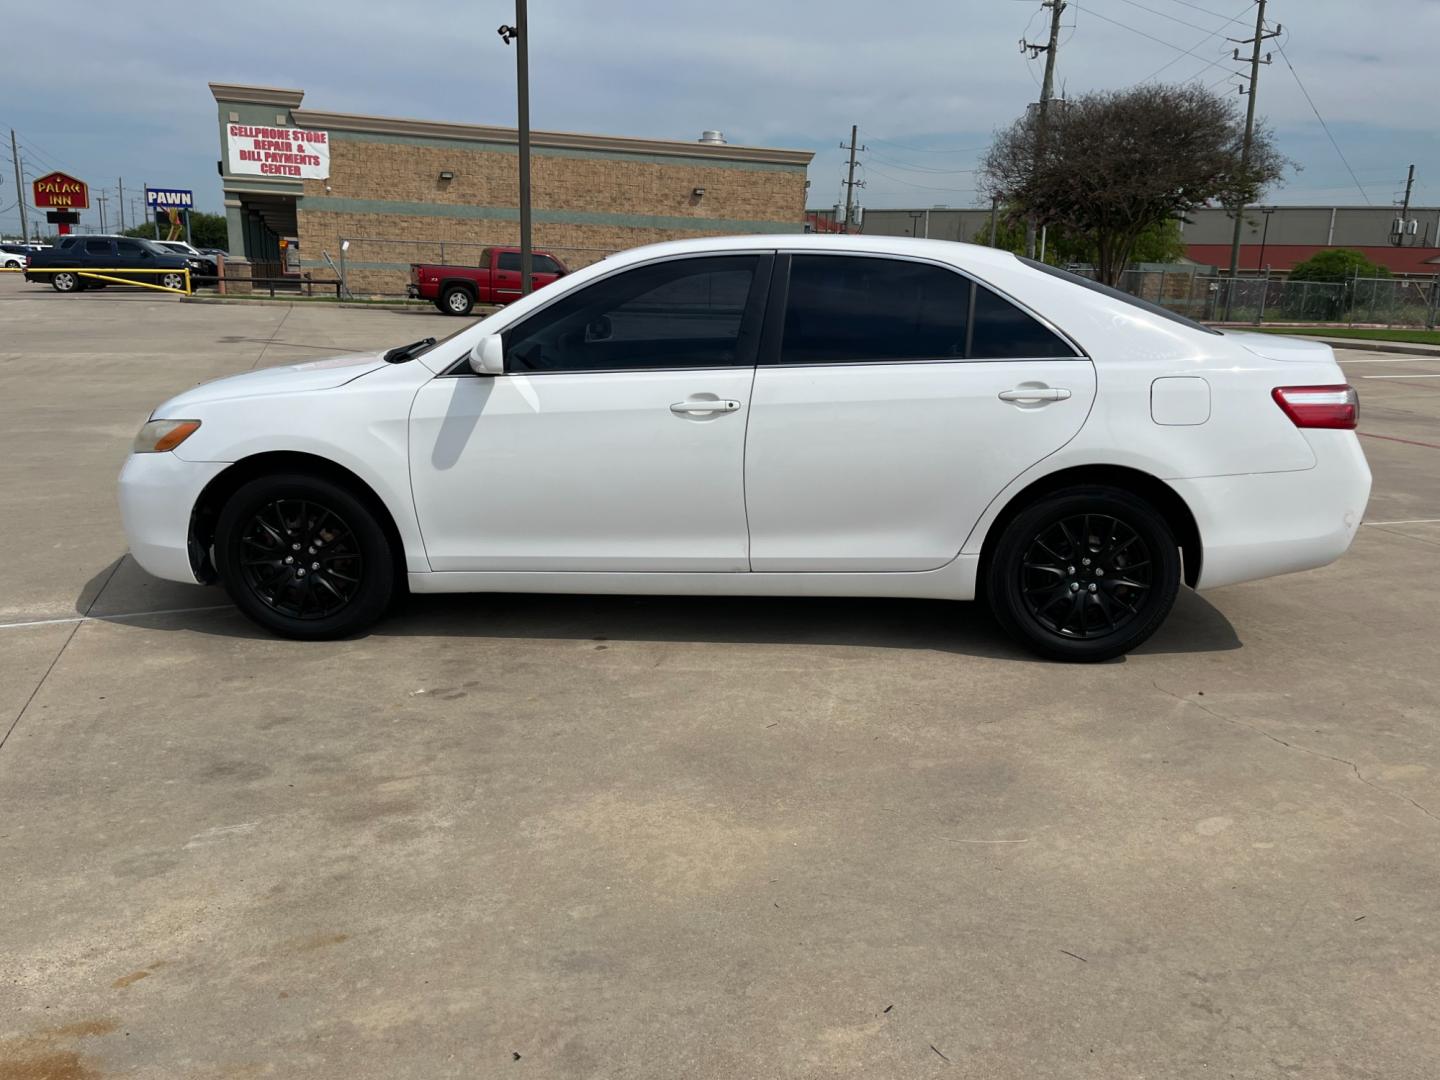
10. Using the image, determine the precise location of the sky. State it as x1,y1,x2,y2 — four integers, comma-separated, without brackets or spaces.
3,0,1438,238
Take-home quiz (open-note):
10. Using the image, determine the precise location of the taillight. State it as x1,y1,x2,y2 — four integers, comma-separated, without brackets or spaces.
1272,384,1358,430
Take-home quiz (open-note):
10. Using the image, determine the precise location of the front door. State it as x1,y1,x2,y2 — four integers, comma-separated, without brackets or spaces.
409,253,770,572
744,253,1096,571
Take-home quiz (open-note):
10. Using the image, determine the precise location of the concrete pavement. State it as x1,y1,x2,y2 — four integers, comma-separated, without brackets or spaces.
2,276,1438,1079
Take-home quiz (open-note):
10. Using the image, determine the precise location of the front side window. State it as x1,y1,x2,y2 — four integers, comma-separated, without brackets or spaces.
496,251,521,272
504,255,760,373
533,255,563,275
780,255,971,364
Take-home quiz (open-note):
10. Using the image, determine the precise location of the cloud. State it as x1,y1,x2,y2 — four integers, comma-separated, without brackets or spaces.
2,0,1436,235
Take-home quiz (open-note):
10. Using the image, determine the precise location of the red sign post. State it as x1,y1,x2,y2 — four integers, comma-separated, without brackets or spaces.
32,171,89,234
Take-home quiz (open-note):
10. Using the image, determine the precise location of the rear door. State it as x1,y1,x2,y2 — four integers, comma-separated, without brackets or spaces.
81,238,114,280
743,253,1096,571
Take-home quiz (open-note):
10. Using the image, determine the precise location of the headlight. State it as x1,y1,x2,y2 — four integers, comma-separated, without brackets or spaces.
133,419,201,453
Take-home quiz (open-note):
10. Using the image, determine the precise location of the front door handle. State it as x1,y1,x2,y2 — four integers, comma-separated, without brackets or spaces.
999,387,1071,403
670,398,741,415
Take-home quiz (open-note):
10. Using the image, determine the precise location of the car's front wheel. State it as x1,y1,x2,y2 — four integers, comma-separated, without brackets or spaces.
161,271,187,291
985,486,1181,662
214,473,395,639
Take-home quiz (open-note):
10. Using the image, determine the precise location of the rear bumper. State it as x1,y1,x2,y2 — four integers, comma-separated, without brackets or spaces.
118,453,229,584
1176,431,1372,590
406,284,421,299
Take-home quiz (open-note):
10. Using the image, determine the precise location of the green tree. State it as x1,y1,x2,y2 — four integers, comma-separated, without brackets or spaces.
981,84,1287,284
122,211,229,249
1288,248,1390,283
974,214,1184,267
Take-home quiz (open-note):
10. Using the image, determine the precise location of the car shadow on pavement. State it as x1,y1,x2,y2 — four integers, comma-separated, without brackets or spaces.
79,557,1242,660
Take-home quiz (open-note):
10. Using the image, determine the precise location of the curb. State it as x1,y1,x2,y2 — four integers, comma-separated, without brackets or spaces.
182,296,441,314
1286,337,1440,358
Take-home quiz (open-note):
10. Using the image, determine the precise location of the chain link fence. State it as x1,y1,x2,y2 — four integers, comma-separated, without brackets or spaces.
1099,267,1440,329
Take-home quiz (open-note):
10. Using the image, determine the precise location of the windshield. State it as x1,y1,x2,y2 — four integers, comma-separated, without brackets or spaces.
1021,258,1220,336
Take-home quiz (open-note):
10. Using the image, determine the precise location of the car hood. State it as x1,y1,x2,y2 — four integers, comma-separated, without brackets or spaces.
153,352,387,414
1227,331,1337,363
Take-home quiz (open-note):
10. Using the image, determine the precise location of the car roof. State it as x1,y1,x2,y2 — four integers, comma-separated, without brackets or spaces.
598,233,1025,273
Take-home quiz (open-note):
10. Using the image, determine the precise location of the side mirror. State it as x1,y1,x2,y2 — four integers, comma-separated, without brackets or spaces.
468,333,505,375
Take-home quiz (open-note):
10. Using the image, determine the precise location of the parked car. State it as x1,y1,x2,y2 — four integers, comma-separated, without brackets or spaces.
119,235,1370,659
25,234,200,292
154,240,217,277
0,247,26,269
408,246,568,315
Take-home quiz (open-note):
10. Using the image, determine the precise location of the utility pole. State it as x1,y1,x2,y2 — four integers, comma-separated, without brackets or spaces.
840,125,866,233
1396,164,1416,246
96,191,108,233
498,2,533,295
1225,0,1280,279
10,130,28,244
1021,0,1066,259
118,178,125,231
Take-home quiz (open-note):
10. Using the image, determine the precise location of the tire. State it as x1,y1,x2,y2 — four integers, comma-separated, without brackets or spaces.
985,486,1181,663
441,285,474,316
51,271,79,293
214,473,396,640
161,272,186,291
2,259,20,269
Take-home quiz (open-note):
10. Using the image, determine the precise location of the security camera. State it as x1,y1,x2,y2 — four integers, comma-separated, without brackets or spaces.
498,24,518,43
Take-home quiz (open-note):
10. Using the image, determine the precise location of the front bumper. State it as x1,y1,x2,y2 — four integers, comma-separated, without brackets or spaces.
118,452,229,584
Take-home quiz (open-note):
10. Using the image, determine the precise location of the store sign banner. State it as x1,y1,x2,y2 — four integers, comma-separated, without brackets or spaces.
227,124,330,179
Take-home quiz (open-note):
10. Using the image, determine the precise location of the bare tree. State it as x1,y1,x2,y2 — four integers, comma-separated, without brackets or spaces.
981,84,1286,285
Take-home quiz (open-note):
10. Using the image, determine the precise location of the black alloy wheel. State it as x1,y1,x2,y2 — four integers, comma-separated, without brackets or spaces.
986,487,1181,662
1021,513,1152,639
238,498,364,620
216,473,395,639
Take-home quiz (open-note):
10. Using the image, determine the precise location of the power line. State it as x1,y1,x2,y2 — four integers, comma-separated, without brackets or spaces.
859,164,977,194
1162,0,1244,19
1069,1,1229,67
1109,0,1226,34
865,152,977,175
1141,0,1255,82
1273,39,1370,206
867,137,983,154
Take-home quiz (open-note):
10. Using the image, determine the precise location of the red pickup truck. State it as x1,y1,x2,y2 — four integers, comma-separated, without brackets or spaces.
408,246,569,315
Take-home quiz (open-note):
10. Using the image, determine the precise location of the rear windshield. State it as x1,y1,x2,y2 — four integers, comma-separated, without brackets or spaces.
1021,258,1219,335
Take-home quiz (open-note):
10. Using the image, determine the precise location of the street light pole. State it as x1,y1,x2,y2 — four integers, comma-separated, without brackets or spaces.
1257,207,1274,271
499,2,533,296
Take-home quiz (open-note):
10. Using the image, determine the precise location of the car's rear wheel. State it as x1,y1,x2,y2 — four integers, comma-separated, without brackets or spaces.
442,286,474,316
985,486,1181,662
215,474,395,640
51,271,79,292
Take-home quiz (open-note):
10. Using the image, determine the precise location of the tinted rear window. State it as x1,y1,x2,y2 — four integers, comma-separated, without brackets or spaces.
1021,258,1219,335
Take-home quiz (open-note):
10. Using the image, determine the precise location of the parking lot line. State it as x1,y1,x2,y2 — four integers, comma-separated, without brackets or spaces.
1363,518,1440,526
0,603,233,632
1361,374,1440,379
1359,431,1440,451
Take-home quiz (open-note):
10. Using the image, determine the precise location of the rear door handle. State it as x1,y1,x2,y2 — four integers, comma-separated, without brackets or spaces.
670,399,741,415
999,387,1071,403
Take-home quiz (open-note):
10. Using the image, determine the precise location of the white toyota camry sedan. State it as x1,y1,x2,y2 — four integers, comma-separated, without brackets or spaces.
119,235,1370,660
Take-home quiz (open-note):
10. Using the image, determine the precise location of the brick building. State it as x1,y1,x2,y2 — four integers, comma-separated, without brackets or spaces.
212,83,813,294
